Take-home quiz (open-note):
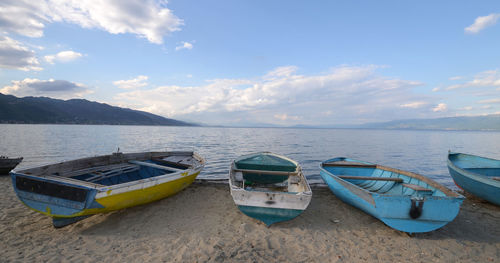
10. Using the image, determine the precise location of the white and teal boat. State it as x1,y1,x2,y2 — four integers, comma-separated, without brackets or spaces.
229,152,312,226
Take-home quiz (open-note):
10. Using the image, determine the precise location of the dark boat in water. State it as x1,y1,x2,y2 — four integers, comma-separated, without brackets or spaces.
0,156,23,175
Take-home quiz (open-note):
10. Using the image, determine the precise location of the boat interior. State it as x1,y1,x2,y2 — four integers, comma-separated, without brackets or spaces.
70,156,195,186
19,153,201,187
230,162,310,194
322,160,451,197
449,154,500,179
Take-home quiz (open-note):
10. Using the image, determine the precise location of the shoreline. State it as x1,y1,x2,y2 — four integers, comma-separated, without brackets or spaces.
1,177,499,262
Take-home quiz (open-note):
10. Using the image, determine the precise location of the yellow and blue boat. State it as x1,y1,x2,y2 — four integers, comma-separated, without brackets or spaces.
229,152,312,226
10,151,205,227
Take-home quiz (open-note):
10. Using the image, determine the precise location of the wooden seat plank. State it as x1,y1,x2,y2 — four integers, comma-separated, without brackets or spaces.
402,183,432,192
323,162,377,168
152,157,191,169
129,160,183,172
338,175,403,182
233,168,297,176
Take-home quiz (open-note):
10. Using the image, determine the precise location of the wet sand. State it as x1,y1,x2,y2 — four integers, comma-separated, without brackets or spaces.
1,177,499,262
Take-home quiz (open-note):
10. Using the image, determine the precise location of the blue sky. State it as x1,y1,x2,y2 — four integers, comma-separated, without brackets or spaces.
0,0,499,125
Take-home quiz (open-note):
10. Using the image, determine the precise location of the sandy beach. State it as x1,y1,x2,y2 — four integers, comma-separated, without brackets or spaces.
1,176,499,262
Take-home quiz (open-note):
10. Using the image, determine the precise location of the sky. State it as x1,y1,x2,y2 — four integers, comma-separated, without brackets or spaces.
0,0,499,126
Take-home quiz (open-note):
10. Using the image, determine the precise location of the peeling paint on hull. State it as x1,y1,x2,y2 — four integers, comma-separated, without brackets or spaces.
238,205,304,226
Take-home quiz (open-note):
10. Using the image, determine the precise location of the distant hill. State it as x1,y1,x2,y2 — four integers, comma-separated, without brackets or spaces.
0,93,194,126
361,114,500,131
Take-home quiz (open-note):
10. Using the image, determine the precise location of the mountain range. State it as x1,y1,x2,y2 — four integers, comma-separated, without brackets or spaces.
1,93,499,130
0,93,194,126
361,114,500,131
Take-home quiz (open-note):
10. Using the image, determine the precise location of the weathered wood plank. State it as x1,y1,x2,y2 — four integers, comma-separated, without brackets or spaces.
129,160,183,172
323,162,377,168
338,175,403,182
86,165,140,182
402,183,432,192
59,163,138,178
233,168,298,176
152,157,191,169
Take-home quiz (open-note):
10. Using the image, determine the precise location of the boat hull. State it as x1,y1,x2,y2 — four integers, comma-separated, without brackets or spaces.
12,171,200,220
447,153,500,206
230,186,311,226
320,158,463,233
237,205,304,226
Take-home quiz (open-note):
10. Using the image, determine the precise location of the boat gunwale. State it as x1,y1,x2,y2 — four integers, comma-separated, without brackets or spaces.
447,152,500,187
320,157,462,198
233,152,300,173
11,151,206,191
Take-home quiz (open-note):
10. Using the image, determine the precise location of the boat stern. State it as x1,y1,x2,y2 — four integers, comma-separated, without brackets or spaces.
375,195,464,233
230,186,312,226
10,173,102,220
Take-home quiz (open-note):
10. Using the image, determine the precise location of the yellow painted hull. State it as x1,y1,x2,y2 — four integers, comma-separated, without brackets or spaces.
39,171,200,219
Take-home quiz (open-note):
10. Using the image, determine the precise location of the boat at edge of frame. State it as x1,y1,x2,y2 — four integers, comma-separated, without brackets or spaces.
0,156,23,175
447,152,500,206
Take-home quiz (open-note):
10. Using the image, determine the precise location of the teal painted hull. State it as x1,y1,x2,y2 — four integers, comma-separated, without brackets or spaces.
447,152,500,206
238,205,304,226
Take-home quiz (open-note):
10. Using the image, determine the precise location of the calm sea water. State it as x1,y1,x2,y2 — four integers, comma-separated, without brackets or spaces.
1,124,499,189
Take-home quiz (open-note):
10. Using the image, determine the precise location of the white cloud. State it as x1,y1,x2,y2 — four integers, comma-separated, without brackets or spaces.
400,101,427,108
114,65,436,125
432,103,448,112
432,87,440,92
274,113,301,121
175,41,193,51
1,78,91,99
449,76,463,80
113,75,148,89
264,66,299,79
461,106,473,111
44,50,83,64
479,98,500,104
0,0,183,44
465,13,500,34
446,70,500,90
0,36,42,71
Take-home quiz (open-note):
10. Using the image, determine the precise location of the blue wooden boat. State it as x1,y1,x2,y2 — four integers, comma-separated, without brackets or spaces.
447,152,500,206
320,157,464,233
229,152,312,226
10,151,205,227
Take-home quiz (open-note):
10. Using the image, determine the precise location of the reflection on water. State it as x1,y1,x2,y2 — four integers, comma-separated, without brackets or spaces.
1,124,499,188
